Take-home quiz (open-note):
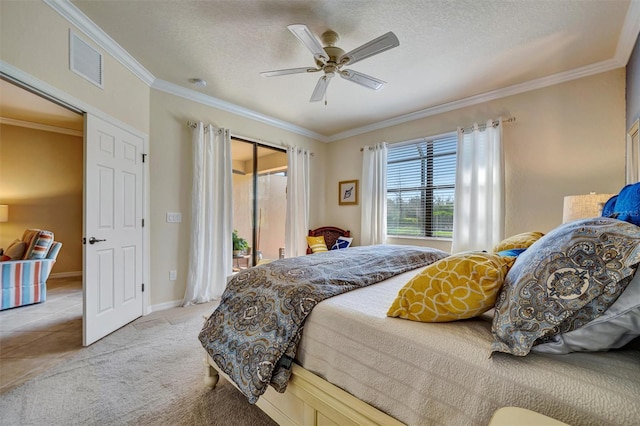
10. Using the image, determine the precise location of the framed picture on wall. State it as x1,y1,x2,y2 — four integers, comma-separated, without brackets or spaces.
338,180,358,205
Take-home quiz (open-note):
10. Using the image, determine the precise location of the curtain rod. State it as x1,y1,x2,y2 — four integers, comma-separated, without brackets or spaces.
284,144,315,157
187,121,314,156
460,116,516,133
186,120,220,132
360,116,517,151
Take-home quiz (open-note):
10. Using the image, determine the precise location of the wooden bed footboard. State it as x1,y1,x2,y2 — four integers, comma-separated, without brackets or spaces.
204,354,404,426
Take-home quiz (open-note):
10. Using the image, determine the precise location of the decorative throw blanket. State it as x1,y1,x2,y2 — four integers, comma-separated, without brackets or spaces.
199,244,448,403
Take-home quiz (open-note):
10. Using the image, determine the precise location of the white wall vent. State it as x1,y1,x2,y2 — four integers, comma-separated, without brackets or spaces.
70,31,103,88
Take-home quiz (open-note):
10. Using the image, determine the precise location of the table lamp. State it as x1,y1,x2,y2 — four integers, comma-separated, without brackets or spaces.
562,193,614,223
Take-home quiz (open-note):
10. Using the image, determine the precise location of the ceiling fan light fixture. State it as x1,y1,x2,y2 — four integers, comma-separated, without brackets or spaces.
262,24,399,102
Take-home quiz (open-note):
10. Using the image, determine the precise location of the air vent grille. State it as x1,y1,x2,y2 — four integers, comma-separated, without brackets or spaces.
70,31,103,88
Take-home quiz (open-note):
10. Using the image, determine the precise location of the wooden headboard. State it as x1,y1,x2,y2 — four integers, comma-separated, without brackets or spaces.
307,226,351,254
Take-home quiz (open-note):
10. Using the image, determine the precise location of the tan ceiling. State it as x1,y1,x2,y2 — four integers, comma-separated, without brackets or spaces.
0,79,84,131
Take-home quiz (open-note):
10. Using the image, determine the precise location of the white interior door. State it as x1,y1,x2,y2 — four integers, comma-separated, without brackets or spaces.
84,114,144,346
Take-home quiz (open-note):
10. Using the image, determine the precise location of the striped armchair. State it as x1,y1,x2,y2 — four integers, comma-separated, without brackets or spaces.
1,229,62,310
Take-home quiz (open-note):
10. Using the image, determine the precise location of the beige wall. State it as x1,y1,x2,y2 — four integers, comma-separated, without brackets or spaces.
0,0,327,306
1,1,628,307
148,89,326,305
325,69,626,253
0,1,150,134
0,124,83,273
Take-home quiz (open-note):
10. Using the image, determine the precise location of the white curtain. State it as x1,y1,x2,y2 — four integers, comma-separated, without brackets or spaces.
183,123,233,306
361,143,388,245
285,146,310,258
451,119,505,253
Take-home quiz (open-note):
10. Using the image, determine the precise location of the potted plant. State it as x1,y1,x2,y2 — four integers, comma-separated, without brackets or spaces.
232,230,249,256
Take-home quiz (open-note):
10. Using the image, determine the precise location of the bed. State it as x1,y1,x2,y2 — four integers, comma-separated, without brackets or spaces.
200,217,640,426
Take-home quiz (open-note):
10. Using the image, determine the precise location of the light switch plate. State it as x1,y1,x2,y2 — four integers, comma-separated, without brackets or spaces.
166,212,182,223
169,270,177,281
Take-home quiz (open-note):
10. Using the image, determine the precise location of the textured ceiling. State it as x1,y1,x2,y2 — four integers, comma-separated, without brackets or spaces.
67,0,633,138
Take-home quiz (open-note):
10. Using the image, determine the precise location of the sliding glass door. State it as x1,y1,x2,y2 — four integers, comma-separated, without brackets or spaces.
231,138,287,270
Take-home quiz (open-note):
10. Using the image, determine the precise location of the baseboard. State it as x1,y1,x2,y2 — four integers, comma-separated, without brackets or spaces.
47,272,183,315
147,299,182,314
49,271,82,279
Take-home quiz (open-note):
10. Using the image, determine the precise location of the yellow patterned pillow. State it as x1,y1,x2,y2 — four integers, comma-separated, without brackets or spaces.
387,252,516,322
492,231,544,253
306,236,328,253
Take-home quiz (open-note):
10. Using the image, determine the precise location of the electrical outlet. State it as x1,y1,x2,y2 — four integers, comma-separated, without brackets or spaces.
169,270,177,281
166,212,182,223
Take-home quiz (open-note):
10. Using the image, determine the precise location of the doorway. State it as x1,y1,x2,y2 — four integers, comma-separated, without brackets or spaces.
0,78,85,391
0,73,148,348
231,137,287,268
0,78,84,273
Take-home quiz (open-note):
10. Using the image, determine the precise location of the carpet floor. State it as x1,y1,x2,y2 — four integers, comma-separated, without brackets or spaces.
0,301,276,426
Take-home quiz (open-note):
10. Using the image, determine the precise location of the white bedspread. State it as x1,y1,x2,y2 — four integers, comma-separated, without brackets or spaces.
296,266,640,426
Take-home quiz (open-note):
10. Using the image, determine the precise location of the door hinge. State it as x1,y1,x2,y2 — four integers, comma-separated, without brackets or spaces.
142,153,147,163
142,218,145,227
142,283,145,292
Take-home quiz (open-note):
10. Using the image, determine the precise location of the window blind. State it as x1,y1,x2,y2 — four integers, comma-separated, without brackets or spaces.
387,132,457,238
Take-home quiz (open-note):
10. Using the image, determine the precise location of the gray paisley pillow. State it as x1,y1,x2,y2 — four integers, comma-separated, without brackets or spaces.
491,218,640,356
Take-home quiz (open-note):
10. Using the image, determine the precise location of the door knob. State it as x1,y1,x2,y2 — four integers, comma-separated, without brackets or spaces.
88,237,106,244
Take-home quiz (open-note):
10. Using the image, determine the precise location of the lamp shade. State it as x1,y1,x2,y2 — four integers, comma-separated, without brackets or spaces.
562,193,614,223
0,205,7,223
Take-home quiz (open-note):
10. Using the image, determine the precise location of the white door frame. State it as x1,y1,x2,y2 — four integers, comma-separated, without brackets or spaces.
0,61,151,318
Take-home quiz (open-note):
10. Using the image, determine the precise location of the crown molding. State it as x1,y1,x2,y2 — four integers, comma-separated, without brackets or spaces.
45,0,327,141
615,0,640,65
151,79,328,142
44,0,155,86
326,0,636,142
0,117,83,136
44,0,640,143
327,58,623,142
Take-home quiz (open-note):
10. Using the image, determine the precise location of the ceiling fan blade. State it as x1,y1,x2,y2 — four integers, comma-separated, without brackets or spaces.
340,69,385,90
310,75,331,102
261,67,320,77
339,31,399,66
287,24,329,64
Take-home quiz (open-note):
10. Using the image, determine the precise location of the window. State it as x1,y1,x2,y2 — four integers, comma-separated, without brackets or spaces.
387,133,457,238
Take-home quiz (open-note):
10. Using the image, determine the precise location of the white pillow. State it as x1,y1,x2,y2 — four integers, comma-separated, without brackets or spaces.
532,269,640,354
331,236,353,250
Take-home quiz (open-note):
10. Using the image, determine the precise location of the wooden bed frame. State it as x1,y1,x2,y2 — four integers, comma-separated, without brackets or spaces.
204,354,403,426
306,226,351,254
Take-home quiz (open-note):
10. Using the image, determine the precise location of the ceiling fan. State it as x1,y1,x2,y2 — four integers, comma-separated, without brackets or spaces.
261,24,399,102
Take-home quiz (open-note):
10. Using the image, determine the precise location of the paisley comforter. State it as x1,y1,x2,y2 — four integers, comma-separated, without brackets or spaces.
198,244,448,403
